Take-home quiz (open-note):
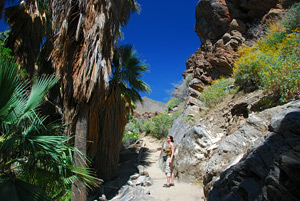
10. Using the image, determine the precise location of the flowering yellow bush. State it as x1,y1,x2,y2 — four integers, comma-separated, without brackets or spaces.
234,3,300,102
234,31,300,102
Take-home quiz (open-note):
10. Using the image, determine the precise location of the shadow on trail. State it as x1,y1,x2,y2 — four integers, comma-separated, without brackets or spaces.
100,145,155,200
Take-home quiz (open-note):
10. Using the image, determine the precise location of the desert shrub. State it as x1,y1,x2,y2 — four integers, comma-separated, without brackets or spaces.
166,97,181,111
171,103,184,119
142,119,153,134
123,116,139,142
149,113,174,139
234,21,300,102
184,73,193,86
282,2,300,33
199,78,236,108
234,4,300,102
136,117,148,132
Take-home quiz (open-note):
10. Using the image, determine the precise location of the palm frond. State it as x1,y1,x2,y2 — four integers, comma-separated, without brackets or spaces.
22,75,59,116
0,176,52,201
110,44,151,104
0,134,18,166
69,165,102,190
0,58,23,121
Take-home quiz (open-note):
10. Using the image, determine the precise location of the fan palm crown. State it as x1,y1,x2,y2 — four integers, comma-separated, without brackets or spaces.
0,51,100,201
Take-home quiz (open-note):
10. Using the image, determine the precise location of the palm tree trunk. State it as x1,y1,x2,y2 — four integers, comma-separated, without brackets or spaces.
72,105,88,201
94,86,128,180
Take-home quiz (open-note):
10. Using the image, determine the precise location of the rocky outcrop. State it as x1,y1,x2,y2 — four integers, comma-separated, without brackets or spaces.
169,91,286,182
208,101,300,201
110,164,155,201
183,0,295,94
203,99,299,196
194,0,295,43
171,0,300,200
167,84,299,198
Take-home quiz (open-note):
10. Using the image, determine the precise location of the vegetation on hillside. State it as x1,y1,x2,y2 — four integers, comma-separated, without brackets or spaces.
234,2,300,102
123,112,174,141
197,3,300,108
166,97,181,111
199,78,236,108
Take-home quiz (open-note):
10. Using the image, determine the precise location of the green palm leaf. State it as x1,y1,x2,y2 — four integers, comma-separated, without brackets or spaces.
0,176,52,201
22,75,59,119
0,58,26,124
111,44,151,105
0,58,18,109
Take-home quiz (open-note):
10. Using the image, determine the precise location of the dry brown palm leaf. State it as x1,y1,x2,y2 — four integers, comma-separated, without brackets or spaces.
51,0,140,103
5,0,47,78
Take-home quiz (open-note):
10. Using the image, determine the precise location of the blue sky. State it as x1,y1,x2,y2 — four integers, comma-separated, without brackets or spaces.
0,0,200,103
122,0,200,103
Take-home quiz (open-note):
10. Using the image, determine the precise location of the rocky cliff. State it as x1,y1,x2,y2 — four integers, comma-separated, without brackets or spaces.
166,0,300,200
183,0,294,98
208,101,300,200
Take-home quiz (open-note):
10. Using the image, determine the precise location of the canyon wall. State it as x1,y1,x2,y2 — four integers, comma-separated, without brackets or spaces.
167,0,300,200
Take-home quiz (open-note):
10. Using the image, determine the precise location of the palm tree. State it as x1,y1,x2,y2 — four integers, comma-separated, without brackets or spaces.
93,44,150,180
50,1,141,200
3,0,52,78
0,54,100,201
1,1,142,199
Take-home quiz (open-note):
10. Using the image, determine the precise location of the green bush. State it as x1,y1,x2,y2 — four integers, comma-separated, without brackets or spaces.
149,113,174,139
122,116,139,142
184,73,193,86
142,119,153,134
136,117,147,132
282,2,300,33
0,41,13,61
199,78,236,108
166,97,181,111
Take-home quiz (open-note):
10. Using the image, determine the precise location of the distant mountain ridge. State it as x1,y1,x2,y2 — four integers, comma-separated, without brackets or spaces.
134,97,166,114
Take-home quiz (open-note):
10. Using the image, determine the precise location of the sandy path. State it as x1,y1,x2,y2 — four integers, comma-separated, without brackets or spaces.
141,135,205,201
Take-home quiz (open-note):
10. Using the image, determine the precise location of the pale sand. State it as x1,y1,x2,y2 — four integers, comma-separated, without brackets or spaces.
141,135,205,201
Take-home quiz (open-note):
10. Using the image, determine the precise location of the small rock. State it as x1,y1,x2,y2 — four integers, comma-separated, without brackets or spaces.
137,165,148,176
144,177,153,186
130,173,140,180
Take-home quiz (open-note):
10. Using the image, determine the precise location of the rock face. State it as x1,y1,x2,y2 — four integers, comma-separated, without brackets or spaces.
208,101,300,201
171,0,300,200
169,90,290,182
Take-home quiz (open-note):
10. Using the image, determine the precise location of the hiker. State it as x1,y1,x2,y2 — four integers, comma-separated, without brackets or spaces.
163,135,175,187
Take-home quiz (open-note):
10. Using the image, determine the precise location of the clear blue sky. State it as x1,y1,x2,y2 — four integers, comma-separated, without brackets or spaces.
0,0,200,103
121,0,200,103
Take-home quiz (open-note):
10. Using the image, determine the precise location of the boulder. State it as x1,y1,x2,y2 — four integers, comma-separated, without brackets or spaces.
189,78,206,91
110,186,154,201
208,100,300,201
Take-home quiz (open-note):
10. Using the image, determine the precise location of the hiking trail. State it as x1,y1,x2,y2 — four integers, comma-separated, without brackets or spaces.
141,134,205,201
